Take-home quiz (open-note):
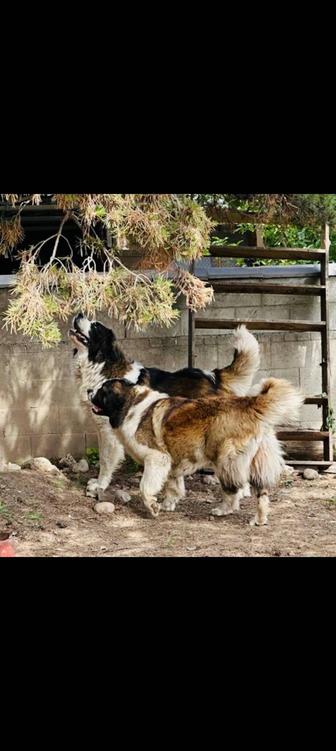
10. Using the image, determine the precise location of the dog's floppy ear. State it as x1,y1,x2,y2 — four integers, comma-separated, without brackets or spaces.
88,323,116,363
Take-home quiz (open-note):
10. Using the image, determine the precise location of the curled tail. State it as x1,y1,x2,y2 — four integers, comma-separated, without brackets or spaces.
251,377,303,427
215,325,260,396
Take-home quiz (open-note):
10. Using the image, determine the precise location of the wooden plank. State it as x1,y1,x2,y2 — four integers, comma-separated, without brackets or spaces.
277,431,330,441
287,460,333,469
304,396,328,405
320,224,333,461
209,245,325,261
188,260,195,368
195,319,326,332
211,282,324,297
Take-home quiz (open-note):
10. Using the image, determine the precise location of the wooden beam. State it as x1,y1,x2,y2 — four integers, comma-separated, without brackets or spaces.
211,282,324,297
287,460,333,469
209,245,325,261
320,224,333,461
195,319,326,332
277,431,330,441
304,396,328,405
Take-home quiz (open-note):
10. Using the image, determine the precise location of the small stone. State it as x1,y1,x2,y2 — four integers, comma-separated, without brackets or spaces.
56,521,67,528
73,459,89,473
282,465,295,479
325,463,336,475
114,489,131,504
94,502,115,515
0,462,21,472
6,463,21,472
31,457,59,474
203,474,220,486
303,469,319,481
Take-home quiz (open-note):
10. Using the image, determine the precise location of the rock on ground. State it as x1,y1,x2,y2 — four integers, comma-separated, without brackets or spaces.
6,463,21,472
94,502,115,514
303,468,319,480
73,459,89,473
31,457,59,474
114,489,131,504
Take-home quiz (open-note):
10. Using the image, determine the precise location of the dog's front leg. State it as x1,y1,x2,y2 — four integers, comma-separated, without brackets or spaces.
87,420,125,498
140,452,171,518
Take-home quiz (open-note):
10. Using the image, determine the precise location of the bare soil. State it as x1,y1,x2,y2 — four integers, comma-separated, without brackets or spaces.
1,465,336,557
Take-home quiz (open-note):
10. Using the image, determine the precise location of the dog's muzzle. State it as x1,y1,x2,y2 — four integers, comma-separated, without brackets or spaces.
87,389,104,414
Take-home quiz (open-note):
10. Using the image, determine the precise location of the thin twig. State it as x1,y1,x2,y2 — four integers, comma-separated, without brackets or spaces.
49,211,71,263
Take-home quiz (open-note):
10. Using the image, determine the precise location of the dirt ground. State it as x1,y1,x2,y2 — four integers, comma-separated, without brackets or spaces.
1,463,336,557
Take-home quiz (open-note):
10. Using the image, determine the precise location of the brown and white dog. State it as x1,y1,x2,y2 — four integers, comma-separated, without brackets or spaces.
69,314,261,500
89,377,303,525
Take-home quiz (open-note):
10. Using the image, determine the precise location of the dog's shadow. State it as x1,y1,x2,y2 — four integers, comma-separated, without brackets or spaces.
115,492,256,527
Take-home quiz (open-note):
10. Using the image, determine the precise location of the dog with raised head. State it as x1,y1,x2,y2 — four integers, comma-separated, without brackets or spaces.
89,376,303,525
69,314,261,500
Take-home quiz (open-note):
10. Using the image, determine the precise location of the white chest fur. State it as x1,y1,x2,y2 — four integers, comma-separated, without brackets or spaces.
117,389,168,463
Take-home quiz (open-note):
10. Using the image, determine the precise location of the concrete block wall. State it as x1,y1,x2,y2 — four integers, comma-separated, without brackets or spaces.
1,276,336,463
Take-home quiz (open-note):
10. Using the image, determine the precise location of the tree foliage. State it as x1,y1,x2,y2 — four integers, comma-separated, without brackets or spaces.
1,193,335,347
0,194,214,346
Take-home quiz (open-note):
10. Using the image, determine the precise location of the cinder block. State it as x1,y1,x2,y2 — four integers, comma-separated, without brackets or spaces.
271,341,309,369
299,363,323,394
2,435,32,464
85,432,99,450
329,280,336,302
233,306,290,323
2,406,59,436
261,294,303,307
58,407,95,433
31,433,86,459
193,344,218,371
212,292,262,308
329,302,336,329
195,308,235,336
255,368,300,388
283,333,311,342
289,302,320,322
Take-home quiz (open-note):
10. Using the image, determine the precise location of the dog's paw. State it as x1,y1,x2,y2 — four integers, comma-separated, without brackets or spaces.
161,498,177,512
250,516,268,527
146,500,160,518
86,480,101,498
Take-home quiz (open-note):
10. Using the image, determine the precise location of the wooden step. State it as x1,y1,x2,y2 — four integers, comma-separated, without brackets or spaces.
211,282,325,297
277,430,330,441
287,460,333,470
195,319,326,332
209,245,326,262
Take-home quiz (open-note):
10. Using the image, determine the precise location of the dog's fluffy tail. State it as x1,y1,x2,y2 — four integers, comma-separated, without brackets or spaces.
216,325,260,396
251,377,303,428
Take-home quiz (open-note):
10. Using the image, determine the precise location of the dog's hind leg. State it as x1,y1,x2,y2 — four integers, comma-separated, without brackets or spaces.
248,432,284,526
140,452,171,518
87,422,125,498
250,489,270,526
161,475,186,512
